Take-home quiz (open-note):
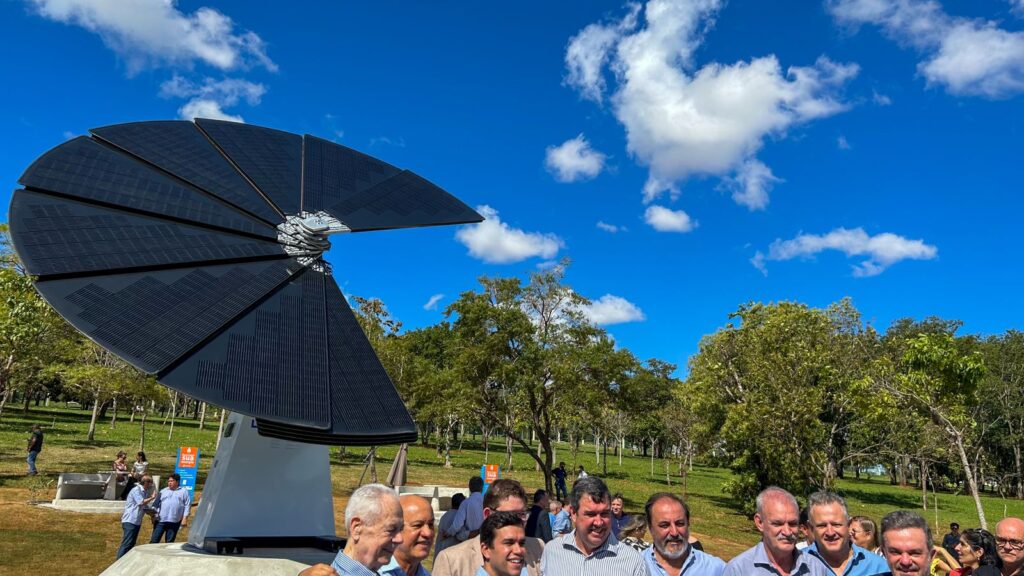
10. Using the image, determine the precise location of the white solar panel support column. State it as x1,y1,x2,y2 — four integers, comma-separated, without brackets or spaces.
188,412,335,549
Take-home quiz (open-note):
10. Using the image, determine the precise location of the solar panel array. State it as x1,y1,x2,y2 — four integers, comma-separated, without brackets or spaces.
9,119,482,445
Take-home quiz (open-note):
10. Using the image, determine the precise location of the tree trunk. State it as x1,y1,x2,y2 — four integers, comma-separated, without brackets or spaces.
139,411,147,453
87,397,100,442
921,459,928,510
110,397,118,427
216,409,226,450
0,386,11,419
1015,443,1023,499
952,430,987,529
167,391,177,441
198,402,207,431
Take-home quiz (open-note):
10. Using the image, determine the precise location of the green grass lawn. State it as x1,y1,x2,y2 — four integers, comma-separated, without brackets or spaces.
3,405,1024,575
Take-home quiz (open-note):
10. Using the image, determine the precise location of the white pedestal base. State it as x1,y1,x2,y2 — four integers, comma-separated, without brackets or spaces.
188,413,337,551
100,543,336,576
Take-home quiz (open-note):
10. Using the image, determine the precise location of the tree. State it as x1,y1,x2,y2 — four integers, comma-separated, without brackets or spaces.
870,331,988,527
979,332,1024,498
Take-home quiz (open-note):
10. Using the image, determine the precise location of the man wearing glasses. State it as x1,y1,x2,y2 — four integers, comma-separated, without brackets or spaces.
433,479,544,576
996,518,1024,576
116,475,156,559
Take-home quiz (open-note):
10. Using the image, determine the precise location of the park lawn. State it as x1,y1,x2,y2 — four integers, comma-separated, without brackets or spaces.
4,405,1024,575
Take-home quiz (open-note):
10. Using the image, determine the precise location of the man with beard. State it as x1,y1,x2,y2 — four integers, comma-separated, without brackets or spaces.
878,510,933,576
380,495,435,576
540,476,646,575
433,479,545,576
477,511,528,576
803,492,887,576
996,517,1024,576
642,493,724,576
722,487,830,576
300,484,405,576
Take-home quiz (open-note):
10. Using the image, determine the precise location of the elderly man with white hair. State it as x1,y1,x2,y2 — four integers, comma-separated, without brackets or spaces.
300,483,405,576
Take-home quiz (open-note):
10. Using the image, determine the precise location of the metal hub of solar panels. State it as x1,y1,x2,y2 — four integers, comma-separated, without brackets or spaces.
9,119,482,446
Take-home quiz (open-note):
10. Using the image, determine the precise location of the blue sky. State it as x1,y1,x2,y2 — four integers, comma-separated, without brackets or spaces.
2,0,1023,373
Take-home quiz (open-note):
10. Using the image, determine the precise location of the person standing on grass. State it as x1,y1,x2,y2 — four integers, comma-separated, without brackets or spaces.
553,463,568,501
26,424,43,476
451,477,486,543
802,491,888,576
116,475,157,559
149,473,191,543
996,518,1024,576
722,486,830,576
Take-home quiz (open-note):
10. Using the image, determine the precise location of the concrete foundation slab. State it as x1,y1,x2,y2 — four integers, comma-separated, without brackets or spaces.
42,499,125,513
100,543,336,575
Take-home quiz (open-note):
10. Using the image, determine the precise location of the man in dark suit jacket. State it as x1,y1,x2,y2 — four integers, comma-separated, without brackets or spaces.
525,489,553,543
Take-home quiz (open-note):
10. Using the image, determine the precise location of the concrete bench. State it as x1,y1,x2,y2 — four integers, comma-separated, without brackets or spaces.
55,473,113,500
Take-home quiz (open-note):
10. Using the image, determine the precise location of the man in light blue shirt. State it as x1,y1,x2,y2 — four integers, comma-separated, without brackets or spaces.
299,483,405,576
380,495,434,576
549,499,570,536
149,473,192,544
722,487,830,576
452,476,485,542
642,492,725,576
116,475,156,558
803,492,888,576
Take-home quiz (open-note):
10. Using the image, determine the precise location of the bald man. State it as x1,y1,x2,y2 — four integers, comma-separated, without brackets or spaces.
997,517,1024,576
380,495,436,576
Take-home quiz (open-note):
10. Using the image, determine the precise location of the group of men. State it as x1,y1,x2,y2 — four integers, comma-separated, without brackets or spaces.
116,473,193,559
297,476,1024,576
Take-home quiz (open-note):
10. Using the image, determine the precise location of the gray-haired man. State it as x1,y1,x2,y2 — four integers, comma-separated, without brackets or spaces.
722,487,830,576
300,483,404,576
803,491,887,576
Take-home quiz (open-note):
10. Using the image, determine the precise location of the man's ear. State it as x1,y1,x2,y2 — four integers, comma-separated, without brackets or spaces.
753,513,764,533
480,542,491,563
349,517,363,541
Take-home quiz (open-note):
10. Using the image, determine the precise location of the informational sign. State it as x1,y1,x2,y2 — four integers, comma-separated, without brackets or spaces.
175,446,201,495
480,464,500,493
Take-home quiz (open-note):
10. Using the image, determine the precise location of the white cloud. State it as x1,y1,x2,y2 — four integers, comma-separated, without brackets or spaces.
565,0,858,208
644,205,695,233
62,130,76,140
596,221,624,233
545,134,607,182
752,227,938,277
160,75,265,121
828,0,1024,98
423,294,444,311
872,91,892,105
724,159,782,211
837,135,851,149
370,136,406,148
581,294,646,325
29,0,276,75
456,205,564,264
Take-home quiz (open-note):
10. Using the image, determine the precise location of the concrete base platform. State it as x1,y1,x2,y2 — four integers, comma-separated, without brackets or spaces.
42,498,125,513
101,543,337,575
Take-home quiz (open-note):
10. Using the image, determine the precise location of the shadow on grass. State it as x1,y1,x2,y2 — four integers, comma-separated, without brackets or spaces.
64,439,120,449
838,486,920,509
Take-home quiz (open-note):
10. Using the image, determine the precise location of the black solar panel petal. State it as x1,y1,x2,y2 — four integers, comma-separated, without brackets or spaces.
10,190,287,279
91,121,283,224
34,259,305,374
196,119,302,215
301,135,401,213
324,169,483,231
159,267,330,430
18,137,277,240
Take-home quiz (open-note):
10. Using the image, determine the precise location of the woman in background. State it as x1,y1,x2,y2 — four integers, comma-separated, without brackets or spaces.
849,515,881,553
952,528,1002,576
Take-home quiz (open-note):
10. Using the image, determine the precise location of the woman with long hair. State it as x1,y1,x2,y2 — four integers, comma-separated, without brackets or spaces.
952,528,1003,576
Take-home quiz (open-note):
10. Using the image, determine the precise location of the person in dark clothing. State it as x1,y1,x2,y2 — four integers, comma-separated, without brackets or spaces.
525,489,553,543
27,424,43,476
952,528,1002,576
553,463,568,500
945,523,963,562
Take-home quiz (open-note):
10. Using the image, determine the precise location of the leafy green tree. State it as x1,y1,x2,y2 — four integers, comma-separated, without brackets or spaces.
979,331,1024,498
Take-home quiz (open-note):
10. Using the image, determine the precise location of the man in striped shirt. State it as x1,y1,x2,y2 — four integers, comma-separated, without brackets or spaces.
539,476,646,576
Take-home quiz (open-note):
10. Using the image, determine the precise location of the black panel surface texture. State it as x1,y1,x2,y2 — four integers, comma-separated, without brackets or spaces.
18,137,276,239
91,121,283,224
159,268,330,429
34,259,304,374
10,190,287,278
301,135,401,213
324,169,483,231
324,277,417,440
196,119,301,215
